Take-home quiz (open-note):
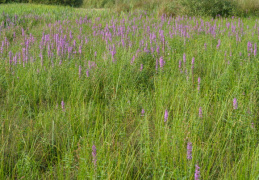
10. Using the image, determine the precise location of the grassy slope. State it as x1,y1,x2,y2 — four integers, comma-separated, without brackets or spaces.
0,3,258,180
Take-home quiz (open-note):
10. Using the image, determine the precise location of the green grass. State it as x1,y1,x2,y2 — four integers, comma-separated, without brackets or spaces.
0,3,258,180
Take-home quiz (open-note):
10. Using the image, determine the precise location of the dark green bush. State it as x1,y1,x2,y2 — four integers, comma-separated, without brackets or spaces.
180,0,237,17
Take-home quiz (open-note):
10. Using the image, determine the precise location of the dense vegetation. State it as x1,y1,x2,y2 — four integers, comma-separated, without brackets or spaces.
1,0,259,17
0,3,258,180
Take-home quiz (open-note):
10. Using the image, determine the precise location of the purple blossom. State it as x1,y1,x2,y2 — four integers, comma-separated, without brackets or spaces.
140,64,143,71
79,65,81,78
141,109,145,116
199,107,202,118
131,55,135,64
187,142,192,160
92,144,97,167
61,100,65,111
195,164,201,180
86,69,89,77
216,39,221,49
159,56,164,68
233,98,238,110
183,53,186,64
164,109,168,122
197,77,201,91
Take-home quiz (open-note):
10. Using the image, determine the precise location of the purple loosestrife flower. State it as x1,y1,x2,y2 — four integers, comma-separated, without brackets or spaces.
131,55,135,64
92,144,97,167
79,65,81,78
159,56,164,68
9,51,12,65
199,107,202,118
195,164,201,180
216,39,221,49
197,77,201,91
187,142,192,160
140,64,143,71
61,101,65,111
233,98,238,110
141,109,145,116
254,43,257,57
164,109,168,122
183,53,186,64
86,69,89,77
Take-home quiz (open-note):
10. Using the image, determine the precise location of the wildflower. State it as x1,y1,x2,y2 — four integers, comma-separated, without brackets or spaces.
179,60,182,69
61,100,65,111
183,53,186,64
140,64,143,71
197,77,201,91
216,39,221,49
141,109,145,116
164,109,168,122
187,142,192,160
92,144,97,167
159,56,164,68
195,164,201,180
199,107,202,118
131,55,135,64
233,98,238,110
79,65,81,78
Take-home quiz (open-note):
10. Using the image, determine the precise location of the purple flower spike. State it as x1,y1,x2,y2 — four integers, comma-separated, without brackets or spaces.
216,39,221,49
164,109,168,122
197,77,201,91
92,144,97,167
199,107,202,118
159,56,164,68
187,142,192,160
61,100,65,111
233,98,238,110
141,109,145,116
183,53,186,64
195,164,201,180
131,55,135,64
79,65,81,78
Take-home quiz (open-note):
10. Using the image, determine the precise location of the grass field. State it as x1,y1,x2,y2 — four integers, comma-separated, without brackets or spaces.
0,3,258,180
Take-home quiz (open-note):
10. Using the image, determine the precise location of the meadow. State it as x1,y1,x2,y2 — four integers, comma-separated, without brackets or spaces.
0,3,258,179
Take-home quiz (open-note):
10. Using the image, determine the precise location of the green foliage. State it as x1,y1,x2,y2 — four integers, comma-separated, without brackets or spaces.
178,0,237,17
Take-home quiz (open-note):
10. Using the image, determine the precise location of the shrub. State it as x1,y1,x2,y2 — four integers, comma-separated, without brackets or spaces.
174,0,237,17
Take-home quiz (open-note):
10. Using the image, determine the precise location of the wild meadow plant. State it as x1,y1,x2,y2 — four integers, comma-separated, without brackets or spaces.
0,4,258,179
